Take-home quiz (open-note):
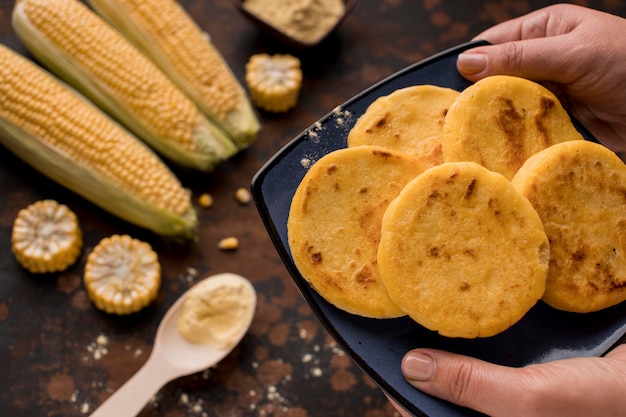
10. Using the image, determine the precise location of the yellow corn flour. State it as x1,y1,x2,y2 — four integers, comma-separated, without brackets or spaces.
243,0,345,44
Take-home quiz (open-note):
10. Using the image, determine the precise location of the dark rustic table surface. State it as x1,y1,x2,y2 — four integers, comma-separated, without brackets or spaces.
2,1,626,417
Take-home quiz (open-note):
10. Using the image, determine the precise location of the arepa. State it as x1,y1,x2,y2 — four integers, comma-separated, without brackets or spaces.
287,146,426,318
378,161,549,338
512,140,626,312
442,75,583,180
348,85,459,168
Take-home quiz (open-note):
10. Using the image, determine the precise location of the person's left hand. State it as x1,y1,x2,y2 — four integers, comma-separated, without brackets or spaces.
391,344,626,417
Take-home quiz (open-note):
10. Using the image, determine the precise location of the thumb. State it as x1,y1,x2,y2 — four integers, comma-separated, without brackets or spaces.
401,349,527,416
456,37,580,84
402,346,626,417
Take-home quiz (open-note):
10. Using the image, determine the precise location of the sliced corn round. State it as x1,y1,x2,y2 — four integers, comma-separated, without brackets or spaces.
84,234,161,315
245,53,302,113
11,199,83,273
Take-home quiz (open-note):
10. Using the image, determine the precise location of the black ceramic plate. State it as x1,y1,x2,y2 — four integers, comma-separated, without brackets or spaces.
251,41,626,417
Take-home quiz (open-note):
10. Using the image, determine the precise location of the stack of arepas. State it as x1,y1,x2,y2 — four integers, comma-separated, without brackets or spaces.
287,75,626,338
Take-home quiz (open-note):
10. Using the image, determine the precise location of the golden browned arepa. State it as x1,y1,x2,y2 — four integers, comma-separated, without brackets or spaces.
287,146,426,318
442,75,583,180
347,85,460,168
378,161,549,338
512,140,626,313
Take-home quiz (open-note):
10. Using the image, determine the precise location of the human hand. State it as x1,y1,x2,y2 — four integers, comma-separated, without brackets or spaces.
391,344,626,417
456,4,626,151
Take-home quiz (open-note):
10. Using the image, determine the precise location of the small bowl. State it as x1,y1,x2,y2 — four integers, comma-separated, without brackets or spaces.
235,0,359,49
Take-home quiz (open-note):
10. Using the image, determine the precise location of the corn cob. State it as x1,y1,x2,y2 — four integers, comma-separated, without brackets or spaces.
0,44,197,239
88,0,260,148
12,0,238,171
12,200,83,273
245,54,302,113
84,234,161,315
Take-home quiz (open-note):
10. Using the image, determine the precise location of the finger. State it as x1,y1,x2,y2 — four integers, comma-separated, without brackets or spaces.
472,8,551,44
401,349,527,416
456,36,581,83
403,347,626,417
472,4,584,44
569,103,626,152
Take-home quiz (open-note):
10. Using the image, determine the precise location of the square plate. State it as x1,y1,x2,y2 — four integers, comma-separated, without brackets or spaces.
251,41,626,417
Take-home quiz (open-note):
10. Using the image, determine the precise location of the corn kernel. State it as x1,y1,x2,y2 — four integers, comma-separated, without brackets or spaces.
235,187,251,205
198,193,213,209
218,237,239,251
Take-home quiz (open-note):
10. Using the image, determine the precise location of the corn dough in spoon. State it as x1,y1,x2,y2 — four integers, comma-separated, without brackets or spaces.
178,272,257,349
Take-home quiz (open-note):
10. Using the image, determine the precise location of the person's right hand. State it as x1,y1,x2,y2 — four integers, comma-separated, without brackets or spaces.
456,4,626,151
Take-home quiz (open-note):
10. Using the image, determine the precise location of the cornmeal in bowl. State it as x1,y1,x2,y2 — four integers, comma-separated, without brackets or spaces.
442,75,583,180
287,145,426,318
348,85,459,168
378,161,549,338
512,140,626,313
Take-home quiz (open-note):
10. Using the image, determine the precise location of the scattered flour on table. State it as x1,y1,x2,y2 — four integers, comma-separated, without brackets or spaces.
179,266,199,285
85,334,109,361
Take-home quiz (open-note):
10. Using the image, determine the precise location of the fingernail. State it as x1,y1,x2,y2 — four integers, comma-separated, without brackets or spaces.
457,53,487,75
403,352,434,381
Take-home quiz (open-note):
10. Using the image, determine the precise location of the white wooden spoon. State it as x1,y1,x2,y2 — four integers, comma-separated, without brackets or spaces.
90,273,256,417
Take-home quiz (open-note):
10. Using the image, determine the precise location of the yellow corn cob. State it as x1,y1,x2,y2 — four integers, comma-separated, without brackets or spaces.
88,0,260,148
84,234,161,315
12,0,238,171
0,44,197,239
245,54,302,113
12,200,83,273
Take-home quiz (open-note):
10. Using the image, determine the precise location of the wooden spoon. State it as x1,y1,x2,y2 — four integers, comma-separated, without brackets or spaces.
90,273,256,417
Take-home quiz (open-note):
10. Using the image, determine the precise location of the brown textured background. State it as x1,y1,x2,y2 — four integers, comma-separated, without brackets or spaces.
1,1,626,416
